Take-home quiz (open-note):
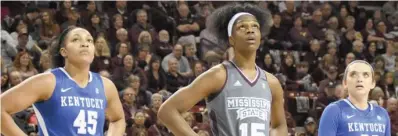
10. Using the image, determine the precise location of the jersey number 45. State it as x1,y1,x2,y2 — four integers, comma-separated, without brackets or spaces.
73,110,98,135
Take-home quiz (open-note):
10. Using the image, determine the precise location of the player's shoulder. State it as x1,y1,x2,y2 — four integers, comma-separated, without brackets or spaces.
202,63,227,79
371,104,389,115
262,70,280,85
324,99,346,112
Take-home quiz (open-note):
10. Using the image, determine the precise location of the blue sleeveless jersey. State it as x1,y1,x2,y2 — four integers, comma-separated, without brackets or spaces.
318,99,391,136
33,68,107,136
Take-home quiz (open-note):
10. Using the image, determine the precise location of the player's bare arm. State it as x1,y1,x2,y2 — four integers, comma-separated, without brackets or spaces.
1,73,56,136
158,64,226,136
102,77,126,136
266,72,288,136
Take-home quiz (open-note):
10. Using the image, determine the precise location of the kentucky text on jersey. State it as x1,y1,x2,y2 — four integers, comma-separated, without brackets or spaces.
60,96,104,109
348,122,386,133
318,99,391,136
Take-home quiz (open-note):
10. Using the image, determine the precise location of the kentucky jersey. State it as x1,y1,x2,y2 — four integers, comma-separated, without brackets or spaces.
318,99,391,136
33,68,107,136
207,61,272,136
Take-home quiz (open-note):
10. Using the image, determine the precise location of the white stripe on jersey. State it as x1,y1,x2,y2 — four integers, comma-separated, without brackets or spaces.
32,104,49,136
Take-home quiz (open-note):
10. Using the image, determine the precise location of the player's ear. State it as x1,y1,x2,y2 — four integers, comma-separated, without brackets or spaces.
228,36,235,47
60,47,67,58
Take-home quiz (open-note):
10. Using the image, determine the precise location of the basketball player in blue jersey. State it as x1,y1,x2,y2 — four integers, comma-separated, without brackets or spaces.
1,27,126,136
318,60,391,136
158,3,287,136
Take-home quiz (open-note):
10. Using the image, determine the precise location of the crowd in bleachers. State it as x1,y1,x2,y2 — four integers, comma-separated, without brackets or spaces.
1,1,398,136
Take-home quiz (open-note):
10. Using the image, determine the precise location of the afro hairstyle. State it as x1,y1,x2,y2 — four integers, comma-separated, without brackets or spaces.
206,2,272,44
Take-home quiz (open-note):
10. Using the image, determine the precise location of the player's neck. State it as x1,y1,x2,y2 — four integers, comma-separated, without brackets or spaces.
232,51,256,70
64,63,90,86
348,96,369,110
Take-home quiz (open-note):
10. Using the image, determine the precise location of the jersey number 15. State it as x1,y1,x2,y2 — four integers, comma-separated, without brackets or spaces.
73,110,98,135
239,123,266,136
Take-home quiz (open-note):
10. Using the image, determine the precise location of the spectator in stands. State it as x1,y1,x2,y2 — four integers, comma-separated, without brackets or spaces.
281,1,296,30
386,97,398,136
285,111,296,136
146,56,166,93
80,1,109,29
38,53,51,73
38,11,60,50
326,42,338,64
304,39,323,72
60,8,81,31
259,54,278,74
147,119,171,136
111,42,130,71
352,40,365,60
184,43,199,67
16,32,42,69
268,13,290,50
376,20,395,41
55,0,73,24
107,1,130,27
304,117,318,136
338,52,355,74
91,36,111,72
130,110,148,136
112,54,148,90
312,54,336,84
334,84,347,100
1,59,9,91
86,13,106,39
128,75,152,109
289,16,313,51
12,51,38,80
8,70,22,88
154,30,173,58
382,41,396,72
369,87,385,105
337,6,349,29
308,9,326,40
296,61,317,92
108,14,125,47
162,44,192,77
1,29,18,71
342,16,356,33
22,7,40,35
373,10,387,26
318,81,338,108
318,64,339,92
364,42,377,62
374,55,386,76
347,1,359,18
281,53,297,90
122,87,138,132
175,3,201,37
361,19,385,44
130,9,157,47
382,72,396,98
325,17,342,45
165,57,188,93
145,93,163,129
137,44,152,70
188,61,204,83
321,3,332,21
113,28,130,55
